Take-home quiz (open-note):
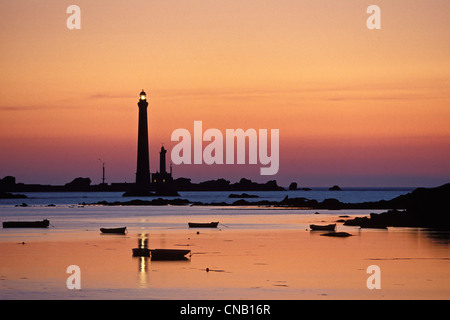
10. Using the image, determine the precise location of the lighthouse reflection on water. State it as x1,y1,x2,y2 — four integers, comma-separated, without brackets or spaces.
137,233,149,287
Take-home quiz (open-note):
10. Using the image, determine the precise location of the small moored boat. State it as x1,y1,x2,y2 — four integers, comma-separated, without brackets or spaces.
132,248,191,260
150,249,191,260
188,222,219,228
100,227,127,234
309,223,336,231
3,219,50,228
320,231,352,237
132,247,150,257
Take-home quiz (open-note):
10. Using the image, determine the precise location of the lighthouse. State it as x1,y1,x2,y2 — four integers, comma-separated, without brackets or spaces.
135,89,150,190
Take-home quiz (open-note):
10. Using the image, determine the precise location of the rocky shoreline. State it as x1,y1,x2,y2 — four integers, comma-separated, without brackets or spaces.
343,183,450,229
87,183,450,230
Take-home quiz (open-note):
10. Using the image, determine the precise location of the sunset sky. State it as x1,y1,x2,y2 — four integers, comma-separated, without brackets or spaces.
1,0,449,187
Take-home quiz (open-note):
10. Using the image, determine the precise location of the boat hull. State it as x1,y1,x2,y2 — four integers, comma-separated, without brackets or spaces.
100,227,127,234
150,249,191,260
188,222,219,228
132,248,191,260
309,224,336,231
2,219,50,228
132,248,150,257
321,231,352,237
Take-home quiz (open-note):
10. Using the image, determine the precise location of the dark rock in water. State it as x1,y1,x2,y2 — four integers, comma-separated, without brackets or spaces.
288,182,298,190
0,192,27,199
231,199,250,206
288,182,311,191
321,232,352,237
279,196,319,207
15,203,28,207
229,193,259,198
329,185,342,191
319,198,342,209
344,210,405,228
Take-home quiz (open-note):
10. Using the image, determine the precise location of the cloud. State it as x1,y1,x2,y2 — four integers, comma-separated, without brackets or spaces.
87,93,133,100
0,105,50,111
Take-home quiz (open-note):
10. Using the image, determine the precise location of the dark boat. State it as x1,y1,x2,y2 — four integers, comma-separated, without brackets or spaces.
3,219,50,228
100,227,127,234
150,249,191,261
309,223,336,231
188,222,219,228
132,248,191,260
321,231,352,237
132,247,150,257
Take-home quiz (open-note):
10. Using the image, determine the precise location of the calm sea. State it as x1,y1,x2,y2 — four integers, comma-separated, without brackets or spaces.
0,187,415,207
0,188,415,235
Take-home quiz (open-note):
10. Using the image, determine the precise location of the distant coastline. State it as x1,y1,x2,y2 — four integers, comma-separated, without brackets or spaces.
0,175,416,193
1,175,388,194
0,176,287,193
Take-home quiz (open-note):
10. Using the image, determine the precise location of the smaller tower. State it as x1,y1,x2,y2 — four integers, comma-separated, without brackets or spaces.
151,145,173,185
160,146,167,174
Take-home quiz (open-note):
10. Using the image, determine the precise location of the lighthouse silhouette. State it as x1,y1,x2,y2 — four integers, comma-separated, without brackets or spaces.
135,89,150,190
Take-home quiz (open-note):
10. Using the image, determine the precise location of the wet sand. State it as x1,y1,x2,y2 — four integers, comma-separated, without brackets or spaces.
0,213,449,300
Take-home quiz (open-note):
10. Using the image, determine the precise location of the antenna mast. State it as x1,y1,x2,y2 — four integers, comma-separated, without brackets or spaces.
98,158,106,185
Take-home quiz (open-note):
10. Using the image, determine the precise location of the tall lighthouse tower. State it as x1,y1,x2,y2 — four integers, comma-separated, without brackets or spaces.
135,89,150,190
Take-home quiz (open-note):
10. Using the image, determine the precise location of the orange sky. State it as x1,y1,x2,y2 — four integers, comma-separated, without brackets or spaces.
1,0,449,186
